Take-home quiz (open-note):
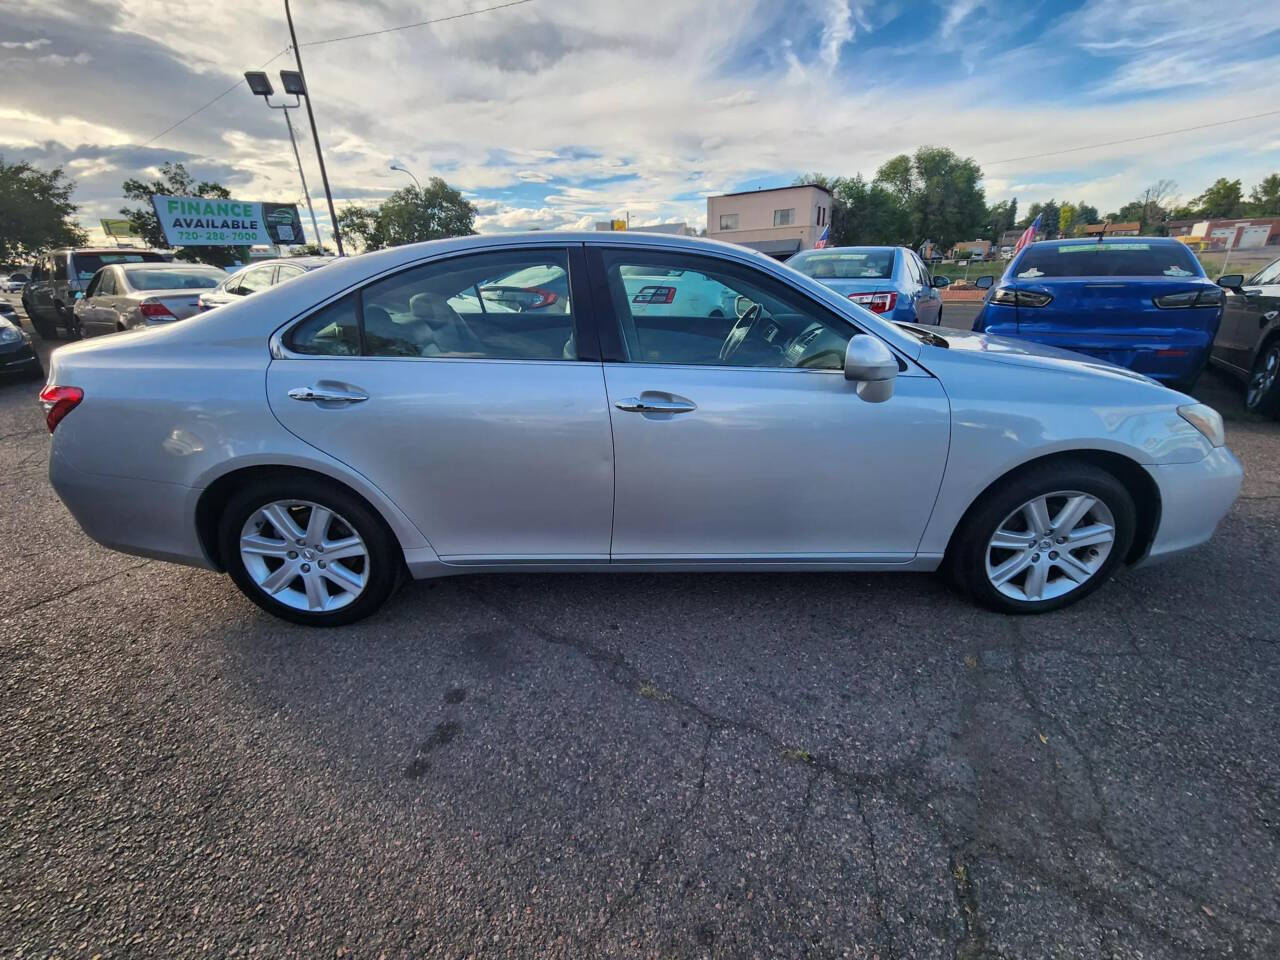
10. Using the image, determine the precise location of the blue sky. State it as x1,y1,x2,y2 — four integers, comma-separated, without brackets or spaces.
2,0,1278,245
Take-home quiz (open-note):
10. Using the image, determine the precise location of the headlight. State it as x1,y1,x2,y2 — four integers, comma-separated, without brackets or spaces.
0,324,20,344
1177,403,1225,447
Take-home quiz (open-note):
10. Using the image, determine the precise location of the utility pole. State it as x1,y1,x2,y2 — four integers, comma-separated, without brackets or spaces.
281,107,323,249
284,0,344,256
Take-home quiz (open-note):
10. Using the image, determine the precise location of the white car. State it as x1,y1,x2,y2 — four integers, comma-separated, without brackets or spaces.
620,266,738,318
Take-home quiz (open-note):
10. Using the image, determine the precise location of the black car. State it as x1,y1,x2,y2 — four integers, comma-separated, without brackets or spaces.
0,309,42,380
1210,256,1280,416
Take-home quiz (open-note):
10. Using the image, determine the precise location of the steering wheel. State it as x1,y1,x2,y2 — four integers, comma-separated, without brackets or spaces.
719,302,763,363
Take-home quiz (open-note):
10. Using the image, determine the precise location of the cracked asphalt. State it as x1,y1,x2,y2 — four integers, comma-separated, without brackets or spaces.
2,296,1278,958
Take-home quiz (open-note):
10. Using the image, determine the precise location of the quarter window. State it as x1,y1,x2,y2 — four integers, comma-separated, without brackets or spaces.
97,269,117,296
773,208,796,227
283,293,360,356
718,213,739,231
236,265,275,295
598,250,855,370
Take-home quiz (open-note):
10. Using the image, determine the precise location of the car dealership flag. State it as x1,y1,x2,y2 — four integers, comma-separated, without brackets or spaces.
814,224,830,249
1012,213,1043,256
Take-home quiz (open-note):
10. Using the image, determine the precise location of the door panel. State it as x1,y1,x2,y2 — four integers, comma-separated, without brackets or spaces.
267,358,614,559
603,364,951,558
1216,288,1258,372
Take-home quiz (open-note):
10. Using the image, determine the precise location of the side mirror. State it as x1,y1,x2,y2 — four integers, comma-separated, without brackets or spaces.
734,295,754,318
1217,274,1244,291
931,275,951,288
974,275,994,290
844,334,898,403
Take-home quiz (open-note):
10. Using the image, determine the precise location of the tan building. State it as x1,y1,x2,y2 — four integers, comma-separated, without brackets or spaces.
706,184,832,258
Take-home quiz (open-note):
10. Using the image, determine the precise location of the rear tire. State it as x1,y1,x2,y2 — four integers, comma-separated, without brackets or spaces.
947,461,1136,614
218,474,402,626
1244,340,1280,418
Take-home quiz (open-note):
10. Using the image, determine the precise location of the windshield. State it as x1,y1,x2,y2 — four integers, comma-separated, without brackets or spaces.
71,251,166,281
124,267,225,290
1013,242,1203,279
790,250,895,280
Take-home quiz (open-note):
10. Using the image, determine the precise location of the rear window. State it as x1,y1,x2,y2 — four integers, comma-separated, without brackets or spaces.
790,250,895,280
1013,242,1202,279
70,251,166,281
124,267,225,290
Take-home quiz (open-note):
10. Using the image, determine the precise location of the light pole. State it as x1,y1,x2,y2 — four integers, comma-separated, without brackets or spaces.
283,0,344,256
244,71,323,250
389,162,422,191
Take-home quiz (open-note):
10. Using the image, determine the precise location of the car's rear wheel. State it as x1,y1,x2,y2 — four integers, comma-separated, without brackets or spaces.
948,461,1135,614
218,475,402,626
1244,340,1280,417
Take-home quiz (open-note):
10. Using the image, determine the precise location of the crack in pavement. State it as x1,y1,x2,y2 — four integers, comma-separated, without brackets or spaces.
2,560,153,620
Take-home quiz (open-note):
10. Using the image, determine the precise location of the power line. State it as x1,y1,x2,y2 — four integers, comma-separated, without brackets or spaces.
141,0,535,146
300,0,535,48
983,109,1280,166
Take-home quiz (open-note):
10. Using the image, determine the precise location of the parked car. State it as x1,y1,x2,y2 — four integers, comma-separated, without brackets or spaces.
1210,255,1280,416
972,237,1222,391
24,248,170,339
2,271,30,293
72,263,228,337
43,233,1240,627
787,246,949,325
0,313,41,380
197,256,332,311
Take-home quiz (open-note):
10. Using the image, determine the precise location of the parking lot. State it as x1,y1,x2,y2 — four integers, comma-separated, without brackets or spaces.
2,297,1278,958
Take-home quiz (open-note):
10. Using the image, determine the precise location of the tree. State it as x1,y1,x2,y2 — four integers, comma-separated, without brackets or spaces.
908,147,987,250
1190,178,1243,219
1135,179,1178,232
1058,202,1076,238
120,162,242,267
1248,173,1280,216
289,243,332,256
0,158,87,265
1074,202,1099,227
336,178,476,252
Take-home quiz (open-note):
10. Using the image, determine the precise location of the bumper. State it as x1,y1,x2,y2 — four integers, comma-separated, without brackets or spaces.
49,453,214,570
0,342,41,374
1140,447,1243,565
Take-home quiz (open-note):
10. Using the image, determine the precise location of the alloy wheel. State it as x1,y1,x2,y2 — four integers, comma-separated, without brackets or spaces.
984,491,1116,603
239,499,369,613
1246,346,1279,410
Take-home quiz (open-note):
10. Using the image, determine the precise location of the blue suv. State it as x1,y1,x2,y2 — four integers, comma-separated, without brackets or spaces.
973,237,1223,391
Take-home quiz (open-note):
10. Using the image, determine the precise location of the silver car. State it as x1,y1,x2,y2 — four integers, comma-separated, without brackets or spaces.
196,256,333,312
43,233,1242,626
72,263,227,336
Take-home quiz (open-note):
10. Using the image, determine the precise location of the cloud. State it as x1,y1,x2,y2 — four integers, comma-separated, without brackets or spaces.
0,38,51,50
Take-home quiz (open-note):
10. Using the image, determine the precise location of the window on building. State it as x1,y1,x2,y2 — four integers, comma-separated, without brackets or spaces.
718,213,739,231
817,206,825,227
773,208,795,227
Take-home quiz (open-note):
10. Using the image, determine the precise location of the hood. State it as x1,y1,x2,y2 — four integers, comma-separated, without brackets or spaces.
914,324,1165,386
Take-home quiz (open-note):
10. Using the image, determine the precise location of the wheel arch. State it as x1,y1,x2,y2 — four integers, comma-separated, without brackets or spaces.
944,449,1161,567
195,464,423,572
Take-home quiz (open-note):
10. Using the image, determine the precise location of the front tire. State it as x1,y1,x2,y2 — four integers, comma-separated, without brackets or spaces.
947,461,1136,614
1244,340,1280,417
218,475,402,626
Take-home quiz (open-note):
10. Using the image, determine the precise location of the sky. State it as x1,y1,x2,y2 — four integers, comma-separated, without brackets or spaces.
2,0,1279,248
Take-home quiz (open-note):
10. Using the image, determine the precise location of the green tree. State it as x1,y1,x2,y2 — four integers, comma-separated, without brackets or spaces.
1191,178,1244,219
908,146,987,250
1248,173,1280,216
1074,202,1099,227
289,243,332,256
120,162,242,267
0,157,87,265
336,178,476,252
1058,202,1076,238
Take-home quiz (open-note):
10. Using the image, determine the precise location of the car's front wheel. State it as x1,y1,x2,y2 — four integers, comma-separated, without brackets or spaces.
1245,340,1280,417
218,475,402,626
948,461,1136,614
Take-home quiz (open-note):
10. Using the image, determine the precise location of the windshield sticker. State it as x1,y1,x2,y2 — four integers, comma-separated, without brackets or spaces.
1016,268,1045,278
1163,266,1194,276
1058,243,1152,253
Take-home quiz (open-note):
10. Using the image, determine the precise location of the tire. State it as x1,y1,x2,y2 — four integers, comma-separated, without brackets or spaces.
218,474,403,626
1244,339,1280,418
947,461,1136,614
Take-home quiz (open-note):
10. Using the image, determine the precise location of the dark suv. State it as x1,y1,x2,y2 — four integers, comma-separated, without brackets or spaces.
24,248,170,339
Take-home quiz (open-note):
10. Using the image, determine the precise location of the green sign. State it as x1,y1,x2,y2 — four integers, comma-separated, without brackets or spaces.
150,195,304,246
100,217,140,238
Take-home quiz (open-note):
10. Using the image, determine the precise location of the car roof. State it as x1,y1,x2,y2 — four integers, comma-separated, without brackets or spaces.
795,245,901,253
1034,236,1179,246
116,261,223,269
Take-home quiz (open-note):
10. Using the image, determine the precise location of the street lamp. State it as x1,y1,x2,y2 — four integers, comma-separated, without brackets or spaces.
244,70,324,251
389,162,422,191
283,0,344,257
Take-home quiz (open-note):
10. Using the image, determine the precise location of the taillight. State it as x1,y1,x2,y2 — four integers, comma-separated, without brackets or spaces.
1153,288,1224,309
633,285,676,305
39,385,83,433
140,299,176,322
525,287,558,309
991,287,1053,307
847,291,898,314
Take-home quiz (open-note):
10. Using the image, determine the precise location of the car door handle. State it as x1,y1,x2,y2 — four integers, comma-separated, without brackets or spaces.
1264,310,1278,325
615,396,697,414
288,385,368,404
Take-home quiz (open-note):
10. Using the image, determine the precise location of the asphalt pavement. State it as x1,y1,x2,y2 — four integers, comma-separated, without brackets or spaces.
2,295,1277,958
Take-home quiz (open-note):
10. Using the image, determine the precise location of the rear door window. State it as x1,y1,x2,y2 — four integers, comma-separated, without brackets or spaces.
1014,242,1202,279
97,269,117,296
237,265,276,295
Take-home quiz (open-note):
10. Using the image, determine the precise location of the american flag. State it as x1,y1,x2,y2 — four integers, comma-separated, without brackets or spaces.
814,224,830,249
1012,212,1043,256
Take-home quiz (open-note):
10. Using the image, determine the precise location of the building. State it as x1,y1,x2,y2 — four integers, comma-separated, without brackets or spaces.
952,239,992,259
706,184,832,258
1082,221,1141,237
1186,217,1280,250
594,220,696,236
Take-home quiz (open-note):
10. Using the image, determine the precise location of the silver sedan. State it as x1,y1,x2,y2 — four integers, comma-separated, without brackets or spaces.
72,263,227,336
43,232,1242,625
